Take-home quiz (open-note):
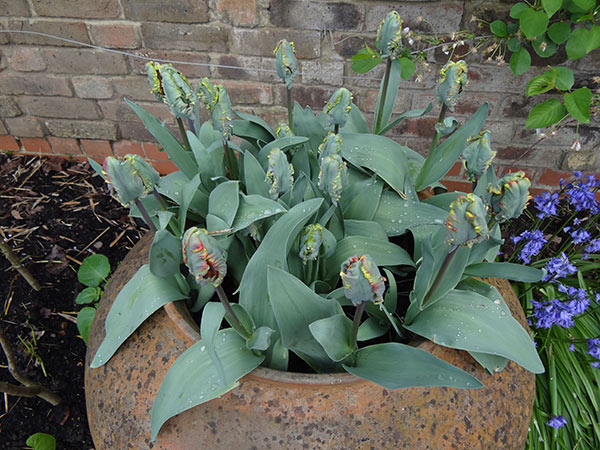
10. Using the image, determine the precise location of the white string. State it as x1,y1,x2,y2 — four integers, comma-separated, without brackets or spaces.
0,29,384,82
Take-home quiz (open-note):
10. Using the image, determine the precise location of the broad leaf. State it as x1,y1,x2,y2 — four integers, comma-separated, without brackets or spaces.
341,133,408,196
340,172,383,221
398,56,416,80
77,307,96,345
519,8,549,38
554,67,575,91
464,262,545,282
344,219,388,241
208,181,239,228
525,98,566,129
247,326,275,351
293,103,327,152
510,2,529,18
178,174,202,232
90,265,187,367
490,20,508,38
564,87,592,123
149,230,182,278
510,47,531,75
309,314,354,362
357,316,390,341
150,329,263,441
416,103,489,190
201,302,228,383
75,286,101,305
404,289,544,374
231,193,286,232
78,254,110,287
258,136,309,164
243,150,270,197
26,433,56,450
542,0,561,17
340,103,371,134
239,199,323,334
343,342,483,389
232,120,273,146
350,44,383,73
532,34,557,57
125,99,197,179
547,22,571,44
267,266,341,371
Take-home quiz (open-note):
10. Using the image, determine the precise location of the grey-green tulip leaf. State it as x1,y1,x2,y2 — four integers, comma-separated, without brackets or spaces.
404,289,544,374
91,265,187,368
464,262,544,282
150,329,263,441
343,342,483,389
231,193,286,232
309,314,354,362
149,230,182,278
209,181,239,228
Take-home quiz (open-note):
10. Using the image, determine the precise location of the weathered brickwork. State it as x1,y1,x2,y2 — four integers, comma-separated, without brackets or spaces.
0,0,597,190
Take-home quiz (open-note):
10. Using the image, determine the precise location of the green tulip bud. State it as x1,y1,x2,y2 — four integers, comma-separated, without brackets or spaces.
299,224,324,263
445,193,489,247
324,88,353,128
318,154,347,206
146,61,164,102
102,154,160,206
488,171,531,223
437,60,468,109
160,65,195,119
463,130,496,182
275,122,294,138
265,147,294,199
340,254,386,306
274,39,298,89
318,132,343,162
182,227,227,288
211,85,233,140
197,78,219,111
375,11,405,59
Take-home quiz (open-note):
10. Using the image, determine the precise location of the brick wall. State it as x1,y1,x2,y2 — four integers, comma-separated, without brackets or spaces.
0,0,598,191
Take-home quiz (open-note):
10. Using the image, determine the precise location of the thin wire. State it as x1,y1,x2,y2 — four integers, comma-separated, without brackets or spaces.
0,29,384,81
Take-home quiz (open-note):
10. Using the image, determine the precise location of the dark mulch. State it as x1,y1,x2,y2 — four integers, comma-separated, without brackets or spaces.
0,153,145,449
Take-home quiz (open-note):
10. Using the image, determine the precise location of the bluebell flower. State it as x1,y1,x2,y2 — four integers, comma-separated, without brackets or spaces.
543,252,577,282
569,343,575,351
565,174,599,213
512,230,547,264
592,362,600,369
583,239,600,259
587,338,600,359
533,192,559,219
546,416,567,429
531,298,576,328
557,284,589,304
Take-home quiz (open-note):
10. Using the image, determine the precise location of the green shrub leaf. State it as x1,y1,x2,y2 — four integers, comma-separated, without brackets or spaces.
526,73,555,96
564,87,592,123
507,37,521,52
524,98,566,128
398,57,416,81
510,2,529,18
351,45,383,74
519,8,549,38
490,20,508,38
509,47,531,75
554,67,575,91
75,286,101,305
26,433,56,450
77,254,110,287
542,0,562,17
77,307,96,345
547,22,571,44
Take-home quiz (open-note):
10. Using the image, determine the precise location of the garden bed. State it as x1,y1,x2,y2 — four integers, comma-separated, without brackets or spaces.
0,153,145,449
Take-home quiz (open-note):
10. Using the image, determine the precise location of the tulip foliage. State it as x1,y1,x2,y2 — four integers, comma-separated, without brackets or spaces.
89,10,545,442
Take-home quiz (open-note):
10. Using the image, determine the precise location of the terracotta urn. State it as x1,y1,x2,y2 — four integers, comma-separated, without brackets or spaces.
85,234,535,449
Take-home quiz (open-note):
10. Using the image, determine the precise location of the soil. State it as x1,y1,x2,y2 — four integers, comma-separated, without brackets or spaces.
0,154,146,449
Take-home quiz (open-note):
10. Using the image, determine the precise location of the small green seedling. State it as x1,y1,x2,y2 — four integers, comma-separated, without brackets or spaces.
75,254,110,344
26,432,56,450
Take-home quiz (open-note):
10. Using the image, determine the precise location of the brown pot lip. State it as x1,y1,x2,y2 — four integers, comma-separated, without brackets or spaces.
164,300,366,386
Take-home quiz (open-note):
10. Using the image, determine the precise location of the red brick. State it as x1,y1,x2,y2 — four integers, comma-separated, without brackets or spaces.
354,88,412,114
30,0,120,18
81,139,114,158
528,187,548,197
216,0,258,26
231,28,321,59
73,76,113,99
447,162,463,177
18,96,100,119
397,117,439,139
7,19,91,47
498,166,537,182
127,51,211,78
537,169,572,187
1,0,30,15
98,100,172,124
121,0,209,23
143,142,169,160
4,117,45,138
440,179,472,193
48,137,81,155
88,23,141,49
150,160,178,174
6,47,46,72
141,23,228,52
0,72,72,96
220,80,273,105
42,48,128,75
113,140,144,157
270,0,363,31
21,138,52,154
0,136,21,151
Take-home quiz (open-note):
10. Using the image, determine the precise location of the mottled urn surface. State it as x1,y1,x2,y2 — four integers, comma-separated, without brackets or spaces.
85,234,535,450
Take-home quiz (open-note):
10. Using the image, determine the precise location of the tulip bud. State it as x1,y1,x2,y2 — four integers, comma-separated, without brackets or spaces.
376,11,405,59
160,65,195,119
265,147,294,199
437,60,468,109
299,224,324,263
463,130,496,182
197,78,219,111
146,61,164,102
318,132,343,162
211,85,233,140
488,171,531,223
445,193,489,247
274,39,298,89
324,88,353,128
275,122,294,138
318,154,347,206
340,255,386,306
182,227,227,288
102,154,160,206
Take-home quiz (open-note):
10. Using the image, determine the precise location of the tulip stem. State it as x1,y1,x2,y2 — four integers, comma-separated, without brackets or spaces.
422,245,458,307
286,87,293,131
334,124,340,135
177,117,192,152
134,198,157,233
152,188,168,210
428,103,448,155
374,57,392,134
223,139,239,180
350,302,366,350
216,285,249,338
